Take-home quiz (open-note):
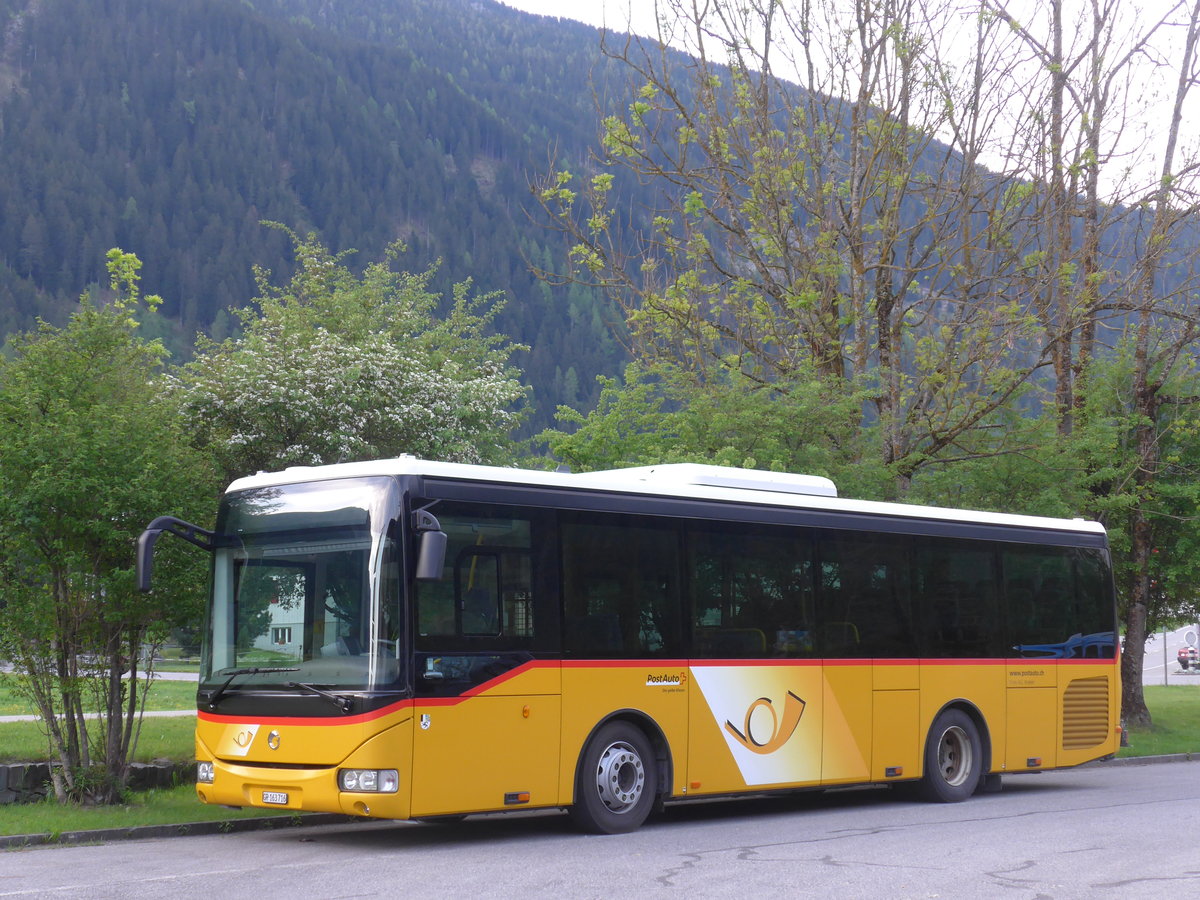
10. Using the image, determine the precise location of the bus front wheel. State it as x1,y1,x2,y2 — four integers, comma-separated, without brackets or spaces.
569,721,657,834
918,709,982,803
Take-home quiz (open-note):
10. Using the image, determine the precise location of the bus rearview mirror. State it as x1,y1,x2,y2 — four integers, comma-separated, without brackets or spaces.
415,529,447,581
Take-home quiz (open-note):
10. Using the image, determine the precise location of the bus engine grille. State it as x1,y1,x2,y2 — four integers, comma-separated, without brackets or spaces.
1061,676,1111,750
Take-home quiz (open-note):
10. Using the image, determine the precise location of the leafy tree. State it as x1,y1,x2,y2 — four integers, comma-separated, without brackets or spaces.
536,0,1058,490
544,360,892,498
172,227,529,481
1076,341,1200,726
1072,0,1200,727
0,250,216,804
1076,351,1200,620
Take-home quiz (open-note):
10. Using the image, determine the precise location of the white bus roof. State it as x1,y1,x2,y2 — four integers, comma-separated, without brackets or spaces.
226,456,1105,536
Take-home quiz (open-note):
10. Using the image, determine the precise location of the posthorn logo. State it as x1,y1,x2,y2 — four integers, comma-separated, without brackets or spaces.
724,691,806,755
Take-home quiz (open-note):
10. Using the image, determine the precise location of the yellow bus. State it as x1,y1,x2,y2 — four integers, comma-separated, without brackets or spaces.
138,458,1120,833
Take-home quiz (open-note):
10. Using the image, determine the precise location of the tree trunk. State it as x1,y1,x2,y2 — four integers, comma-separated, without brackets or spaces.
1120,503,1154,729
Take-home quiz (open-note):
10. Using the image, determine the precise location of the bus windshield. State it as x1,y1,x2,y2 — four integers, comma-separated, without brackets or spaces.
202,476,402,691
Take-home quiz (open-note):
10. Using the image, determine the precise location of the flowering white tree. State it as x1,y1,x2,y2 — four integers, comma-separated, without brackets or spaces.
173,227,527,480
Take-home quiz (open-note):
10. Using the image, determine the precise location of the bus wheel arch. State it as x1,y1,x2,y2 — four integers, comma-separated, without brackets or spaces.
917,702,990,803
569,712,671,834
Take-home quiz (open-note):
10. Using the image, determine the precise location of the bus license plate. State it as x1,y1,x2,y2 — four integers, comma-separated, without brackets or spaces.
262,791,288,805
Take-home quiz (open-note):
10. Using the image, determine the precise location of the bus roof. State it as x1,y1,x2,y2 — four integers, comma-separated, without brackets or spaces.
226,456,1106,537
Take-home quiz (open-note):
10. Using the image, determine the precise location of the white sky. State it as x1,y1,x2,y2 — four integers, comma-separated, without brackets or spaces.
499,1,657,36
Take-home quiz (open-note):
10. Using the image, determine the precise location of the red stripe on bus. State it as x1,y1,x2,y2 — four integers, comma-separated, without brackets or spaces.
198,697,415,727
561,659,690,668
688,658,824,667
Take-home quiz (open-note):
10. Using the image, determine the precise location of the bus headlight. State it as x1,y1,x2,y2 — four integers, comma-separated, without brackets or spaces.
197,761,215,784
339,769,399,793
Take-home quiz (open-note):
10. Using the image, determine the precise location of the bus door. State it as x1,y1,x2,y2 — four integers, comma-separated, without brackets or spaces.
817,532,915,786
1002,546,1102,772
685,524,826,794
409,513,561,817
410,651,561,816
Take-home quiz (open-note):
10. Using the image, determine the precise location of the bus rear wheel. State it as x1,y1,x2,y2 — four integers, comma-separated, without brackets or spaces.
569,721,657,834
918,709,982,803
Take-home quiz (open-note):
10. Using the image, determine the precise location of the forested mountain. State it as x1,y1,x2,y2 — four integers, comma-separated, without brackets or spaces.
0,0,632,427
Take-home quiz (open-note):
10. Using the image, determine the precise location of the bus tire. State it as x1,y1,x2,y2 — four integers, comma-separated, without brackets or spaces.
918,709,982,803
569,721,657,834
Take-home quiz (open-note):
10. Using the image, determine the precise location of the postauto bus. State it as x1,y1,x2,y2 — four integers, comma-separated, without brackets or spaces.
138,457,1119,833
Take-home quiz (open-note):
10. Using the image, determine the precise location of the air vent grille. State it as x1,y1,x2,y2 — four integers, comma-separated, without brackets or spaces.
1062,676,1110,750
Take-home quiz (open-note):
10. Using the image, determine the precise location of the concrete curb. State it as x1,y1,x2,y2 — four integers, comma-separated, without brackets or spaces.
1084,751,1200,767
3,753,1197,849
0,812,358,851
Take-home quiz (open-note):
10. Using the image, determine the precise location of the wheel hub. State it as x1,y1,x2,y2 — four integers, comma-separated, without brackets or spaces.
594,740,645,812
937,724,974,786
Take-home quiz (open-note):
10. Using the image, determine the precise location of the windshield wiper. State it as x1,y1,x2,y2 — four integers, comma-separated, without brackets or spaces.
207,666,300,710
285,681,355,714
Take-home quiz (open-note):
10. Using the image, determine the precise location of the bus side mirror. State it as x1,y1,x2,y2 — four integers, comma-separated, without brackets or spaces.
137,528,163,593
136,516,216,592
413,509,447,581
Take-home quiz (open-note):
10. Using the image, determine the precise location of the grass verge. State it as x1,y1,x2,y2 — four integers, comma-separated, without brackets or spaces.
0,716,196,764
0,674,196,716
1117,684,1200,757
0,785,293,838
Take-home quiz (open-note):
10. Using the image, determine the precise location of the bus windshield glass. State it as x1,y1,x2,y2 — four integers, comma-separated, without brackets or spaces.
202,476,401,691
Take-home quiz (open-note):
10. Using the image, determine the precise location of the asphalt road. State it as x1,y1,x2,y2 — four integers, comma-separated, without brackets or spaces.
1,758,1195,899
1141,623,1200,686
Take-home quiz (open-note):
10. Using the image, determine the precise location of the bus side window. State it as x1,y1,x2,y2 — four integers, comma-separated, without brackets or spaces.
414,504,542,650
687,524,816,659
561,517,682,658
1004,546,1076,655
913,538,1004,658
1004,546,1116,658
817,532,912,658
1072,548,1116,657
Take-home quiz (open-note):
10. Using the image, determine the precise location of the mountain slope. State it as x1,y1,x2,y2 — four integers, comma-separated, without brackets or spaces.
0,0,625,425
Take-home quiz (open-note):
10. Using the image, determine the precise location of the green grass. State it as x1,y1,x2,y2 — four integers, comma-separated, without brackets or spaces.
1118,685,1200,758
0,674,197,716
0,716,196,764
0,672,198,765
0,785,293,837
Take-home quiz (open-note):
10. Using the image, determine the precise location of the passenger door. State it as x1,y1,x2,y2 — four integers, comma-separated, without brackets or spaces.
409,504,561,816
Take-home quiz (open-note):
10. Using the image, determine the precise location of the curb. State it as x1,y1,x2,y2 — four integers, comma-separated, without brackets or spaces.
1085,751,1199,767
0,813,358,851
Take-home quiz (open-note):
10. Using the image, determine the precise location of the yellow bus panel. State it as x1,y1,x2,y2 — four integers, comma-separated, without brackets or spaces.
411,694,561,816
687,662,827,794
872,688,919,780
559,661,690,803
194,656,1119,820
